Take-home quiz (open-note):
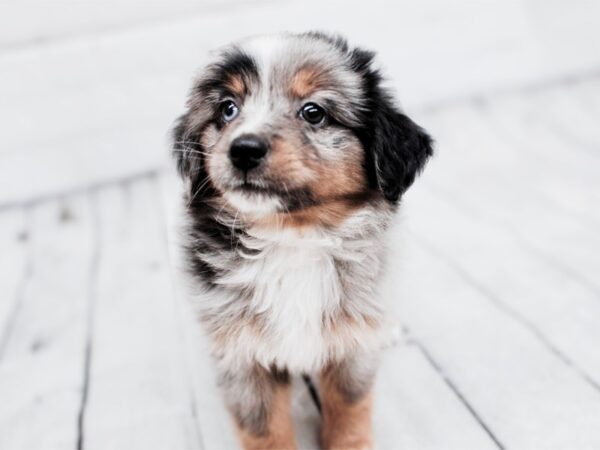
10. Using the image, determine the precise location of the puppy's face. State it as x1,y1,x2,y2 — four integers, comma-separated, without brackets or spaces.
174,33,432,224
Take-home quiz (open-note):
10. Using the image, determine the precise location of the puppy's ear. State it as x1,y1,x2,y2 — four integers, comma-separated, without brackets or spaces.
371,100,433,202
171,113,197,179
172,112,216,203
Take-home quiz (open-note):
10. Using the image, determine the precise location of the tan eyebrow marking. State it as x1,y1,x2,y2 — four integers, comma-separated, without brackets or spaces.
225,74,247,97
289,66,329,98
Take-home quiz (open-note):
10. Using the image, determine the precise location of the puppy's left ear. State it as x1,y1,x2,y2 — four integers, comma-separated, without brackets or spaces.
371,101,433,202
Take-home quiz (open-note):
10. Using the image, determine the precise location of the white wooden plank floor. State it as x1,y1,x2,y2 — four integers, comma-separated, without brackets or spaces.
1,1,600,449
1,75,599,449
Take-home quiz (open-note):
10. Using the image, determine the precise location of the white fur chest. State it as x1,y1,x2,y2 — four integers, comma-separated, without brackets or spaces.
198,210,394,373
218,228,346,372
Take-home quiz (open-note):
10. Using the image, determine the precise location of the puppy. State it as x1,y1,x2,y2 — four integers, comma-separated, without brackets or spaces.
172,32,432,450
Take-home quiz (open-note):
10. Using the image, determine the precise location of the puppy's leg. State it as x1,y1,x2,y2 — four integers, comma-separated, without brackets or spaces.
320,355,378,450
219,363,296,450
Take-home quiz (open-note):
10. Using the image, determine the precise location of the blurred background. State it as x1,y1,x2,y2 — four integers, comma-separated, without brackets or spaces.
1,0,599,449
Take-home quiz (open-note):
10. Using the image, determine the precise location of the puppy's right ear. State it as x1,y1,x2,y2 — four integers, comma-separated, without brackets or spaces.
171,113,196,179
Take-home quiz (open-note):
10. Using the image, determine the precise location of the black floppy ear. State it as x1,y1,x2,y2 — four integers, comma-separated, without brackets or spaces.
371,101,433,202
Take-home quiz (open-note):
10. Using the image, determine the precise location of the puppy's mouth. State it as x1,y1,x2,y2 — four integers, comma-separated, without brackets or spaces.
237,180,269,193
223,181,283,216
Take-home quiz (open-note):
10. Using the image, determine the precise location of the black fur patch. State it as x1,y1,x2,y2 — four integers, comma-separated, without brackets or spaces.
347,46,433,202
196,47,259,97
184,203,245,287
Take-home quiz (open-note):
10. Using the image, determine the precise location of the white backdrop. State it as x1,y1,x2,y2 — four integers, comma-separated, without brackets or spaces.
1,0,599,207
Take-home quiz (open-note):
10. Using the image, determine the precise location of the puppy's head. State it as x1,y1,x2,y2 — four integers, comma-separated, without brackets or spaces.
173,32,432,224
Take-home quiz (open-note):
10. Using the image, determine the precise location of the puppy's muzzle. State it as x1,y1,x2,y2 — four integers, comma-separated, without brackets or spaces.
229,134,269,172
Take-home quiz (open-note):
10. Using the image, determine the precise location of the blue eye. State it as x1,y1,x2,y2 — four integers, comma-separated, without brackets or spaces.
221,100,239,122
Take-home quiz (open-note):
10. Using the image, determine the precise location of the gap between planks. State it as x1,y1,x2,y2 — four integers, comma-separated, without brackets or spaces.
409,229,600,394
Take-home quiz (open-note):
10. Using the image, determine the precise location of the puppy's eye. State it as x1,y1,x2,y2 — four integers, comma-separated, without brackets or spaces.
221,100,239,123
300,103,326,125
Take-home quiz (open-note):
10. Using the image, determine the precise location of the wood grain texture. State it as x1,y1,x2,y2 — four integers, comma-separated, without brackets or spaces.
0,195,94,449
81,179,200,450
0,208,28,357
384,231,600,449
374,343,500,450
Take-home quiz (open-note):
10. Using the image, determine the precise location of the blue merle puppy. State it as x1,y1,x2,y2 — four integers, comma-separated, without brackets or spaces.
172,31,432,450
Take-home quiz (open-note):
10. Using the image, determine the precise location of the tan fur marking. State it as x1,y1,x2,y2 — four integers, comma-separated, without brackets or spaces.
320,370,374,450
306,152,367,200
253,197,369,229
235,383,297,450
290,67,328,98
226,74,247,97
260,136,369,228
270,136,315,184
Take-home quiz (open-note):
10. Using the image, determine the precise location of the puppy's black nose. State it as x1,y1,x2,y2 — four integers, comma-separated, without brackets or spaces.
229,134,269,171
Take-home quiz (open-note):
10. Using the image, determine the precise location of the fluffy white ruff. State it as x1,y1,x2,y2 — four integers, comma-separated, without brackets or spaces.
203,209,395,374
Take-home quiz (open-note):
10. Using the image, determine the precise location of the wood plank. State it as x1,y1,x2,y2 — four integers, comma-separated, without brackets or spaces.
158,171,239,449
290,377,321,448
3,0,600,206
575,77,600,114
374,256,502,449
165,294,240,450
81,178,200,449
0,208,28,354
482,86,600,220
406,187,600,386
418,87,600,226
0,0,263,48
417,93,600,292
0,195,94,449
537,83,600,157
374,341,499,450
385,224,600,449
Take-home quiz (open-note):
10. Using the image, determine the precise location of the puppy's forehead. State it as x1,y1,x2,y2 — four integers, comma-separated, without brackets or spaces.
227,35,364,102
